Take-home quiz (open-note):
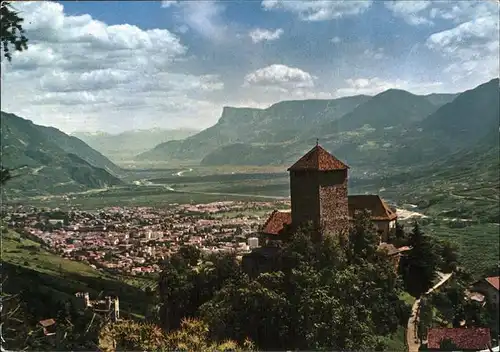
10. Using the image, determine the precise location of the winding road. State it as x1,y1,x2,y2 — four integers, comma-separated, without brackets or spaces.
173,168,193,177
406,272,453,352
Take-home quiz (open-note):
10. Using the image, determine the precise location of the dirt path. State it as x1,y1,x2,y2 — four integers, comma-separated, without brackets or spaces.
406,272,453,352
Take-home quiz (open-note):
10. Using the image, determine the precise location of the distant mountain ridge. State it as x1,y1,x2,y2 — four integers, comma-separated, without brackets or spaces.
326,89,439,132
139,89,464,165
137,95,372,161
192,79,497,171
72,128,199,163
1,112,124,197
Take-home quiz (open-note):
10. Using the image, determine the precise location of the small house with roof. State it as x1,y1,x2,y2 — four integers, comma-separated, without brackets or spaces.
471,276,500,310
38,318,57,336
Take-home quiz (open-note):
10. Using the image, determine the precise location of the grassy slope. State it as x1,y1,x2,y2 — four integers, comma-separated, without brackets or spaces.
1,112,124,197
2,230,154,316
423,224,499,278
3,230,101,278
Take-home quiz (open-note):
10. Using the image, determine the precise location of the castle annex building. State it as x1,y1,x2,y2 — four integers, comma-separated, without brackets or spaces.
261,144,397,240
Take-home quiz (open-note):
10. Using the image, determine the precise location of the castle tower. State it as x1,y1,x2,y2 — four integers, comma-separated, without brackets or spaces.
287,143,350,236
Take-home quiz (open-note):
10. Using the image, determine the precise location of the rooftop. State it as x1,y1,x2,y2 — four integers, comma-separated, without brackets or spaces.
427,327,491,350
485,276,499,291
348,195,397,221
261,210,292,236
287,144,349,172
39,319,56,327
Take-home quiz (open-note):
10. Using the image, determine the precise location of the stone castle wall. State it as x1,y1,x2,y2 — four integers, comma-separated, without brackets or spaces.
290,169,349,235
318,170,349,236
290,170,320,228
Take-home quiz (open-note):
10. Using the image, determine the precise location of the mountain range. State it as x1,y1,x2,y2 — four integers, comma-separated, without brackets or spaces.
1,78,497,198
1,112,123,197
138,79,497,177
72,128,199,163
137,95,374,161
137,87,468,169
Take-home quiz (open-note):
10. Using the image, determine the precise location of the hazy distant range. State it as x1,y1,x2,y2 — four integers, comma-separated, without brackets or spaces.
71,128,199,163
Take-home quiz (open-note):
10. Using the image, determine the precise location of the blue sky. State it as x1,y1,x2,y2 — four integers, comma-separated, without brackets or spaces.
1,1,498,133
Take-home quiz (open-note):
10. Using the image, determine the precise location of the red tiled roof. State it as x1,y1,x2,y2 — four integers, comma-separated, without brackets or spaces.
287,145,349,171
485,276,500,291
348,195,397,221
377,243,411,256
427,328,491,350
39,319,56,327
378,243,400,256
261,210,292,236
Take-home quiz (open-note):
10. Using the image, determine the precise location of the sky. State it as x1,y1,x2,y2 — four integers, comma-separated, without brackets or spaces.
1,0,498,134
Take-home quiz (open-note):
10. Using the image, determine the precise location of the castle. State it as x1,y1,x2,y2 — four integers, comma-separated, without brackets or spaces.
242,144,405,276
262,143,397,240
75,292,120,322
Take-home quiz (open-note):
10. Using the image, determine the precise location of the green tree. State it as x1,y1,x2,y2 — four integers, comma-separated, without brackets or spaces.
439,338,459,351
103,251,113,261
400,222,438,296
200,216,408,351
158,251,242,331
435,239,459,273
417,297,433,343
158,253,192,331
1,1,28,61
463,300,491,328
178,245,201,266
98,318,254,352
347,210,380,264
1,290,34,350
1,3,28,187
392,221,408,247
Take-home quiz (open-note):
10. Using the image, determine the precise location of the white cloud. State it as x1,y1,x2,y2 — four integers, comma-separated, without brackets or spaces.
384,1,433,26
426,14,499,83
428,2,497,24
38,69,135,93
249,28,284,43
2,0,495,135
363,48,385,60
0,1,224,133
17,2,185,53
261,0,372,21
161,1,178,8
161,0,227,42
244,64,315,90
385,1,498,26
336,77,443,96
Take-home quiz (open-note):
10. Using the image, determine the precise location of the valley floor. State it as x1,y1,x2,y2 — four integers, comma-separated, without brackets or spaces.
4,164,498,278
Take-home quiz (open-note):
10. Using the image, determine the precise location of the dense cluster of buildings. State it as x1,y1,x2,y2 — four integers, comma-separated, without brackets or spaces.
4,201,287,275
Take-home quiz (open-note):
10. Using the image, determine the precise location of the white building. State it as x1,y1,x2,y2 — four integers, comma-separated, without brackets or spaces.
248,237,259,249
